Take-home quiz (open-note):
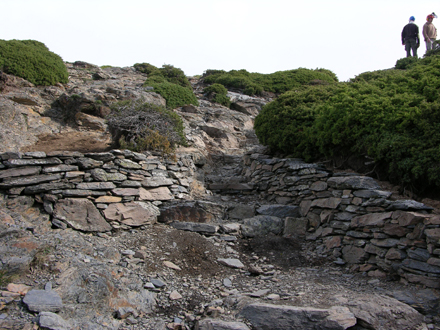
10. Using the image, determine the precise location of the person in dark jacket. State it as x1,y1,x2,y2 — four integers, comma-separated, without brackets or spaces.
402,16,420,57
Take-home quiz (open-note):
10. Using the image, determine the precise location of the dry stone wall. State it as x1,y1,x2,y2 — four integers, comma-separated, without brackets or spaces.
0,149,201,233
1,149,440,289
210,153,440,289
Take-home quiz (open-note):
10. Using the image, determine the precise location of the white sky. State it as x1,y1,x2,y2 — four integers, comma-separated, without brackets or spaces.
1,0,438,81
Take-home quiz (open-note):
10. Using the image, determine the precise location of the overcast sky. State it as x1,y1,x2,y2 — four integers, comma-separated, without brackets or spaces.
2,0,438,81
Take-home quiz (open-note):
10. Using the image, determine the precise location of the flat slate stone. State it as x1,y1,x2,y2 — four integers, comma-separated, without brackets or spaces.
256,204,300,218
3,158,62,167
103,201,159,226
24,182,75,194
170,221,218,234
23,289,63,312
217,258,245,269
327,176,380,190
0,166,41,179
0,174,62,188
39,312,70,330
76,182,116,190
53,198,112,232
239,303,356,330
42,164,79,173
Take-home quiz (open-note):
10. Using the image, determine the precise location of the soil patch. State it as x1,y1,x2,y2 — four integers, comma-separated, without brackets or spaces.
22,131,113,154
236,234,328,270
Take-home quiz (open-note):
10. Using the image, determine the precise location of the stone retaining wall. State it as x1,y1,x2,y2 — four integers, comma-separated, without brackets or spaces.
208,153,440,288
0,149,199,232
1,149,440,288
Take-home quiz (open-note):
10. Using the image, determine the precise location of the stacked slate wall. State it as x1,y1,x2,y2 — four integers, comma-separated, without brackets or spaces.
1,150,440,288
0,150,197,232
237,153,440,289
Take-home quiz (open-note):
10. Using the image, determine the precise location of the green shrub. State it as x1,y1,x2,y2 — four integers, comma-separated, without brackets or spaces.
202,68,337,96
135,63,192,89
145,80,199,109
136,63,197,109
107,99,187,155
255,56,440,193
134,62,160,75
0,39,68,85
203,83,231,107
395,57,419,70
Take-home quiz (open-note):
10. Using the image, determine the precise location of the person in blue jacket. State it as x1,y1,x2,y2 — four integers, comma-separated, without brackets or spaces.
401,16,420,57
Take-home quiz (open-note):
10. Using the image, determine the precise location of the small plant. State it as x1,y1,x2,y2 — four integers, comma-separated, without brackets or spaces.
203,83,231,107
0,270,14,288
0,39,68,85
135,63,198,109
145,80,199,109
107,99,187,156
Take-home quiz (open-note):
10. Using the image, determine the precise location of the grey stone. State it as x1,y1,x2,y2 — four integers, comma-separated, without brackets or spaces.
342,245,368,264
407,248,431,262
310,197,342,209
115,158,142,169
0,173,62,188
42,164,79,173
239,303,356,330
38,312,70,330
228,204,255,219
351,212,392,228
0,166,41,179
402,259,440,274
53,198,112,232
353,190,392,198
84,152,115,162
386,200,434,211
151,279,167,288
241,215,284,238
24,182,75,194
217,258,245,269
103,202,159,226
76,182,116,190
3,157,62,167
90,168,127,182
197,319,250,330
370,238,399,248
345,294,424,330
23,290,63,312
327,176,380,190
76,157,103,169
141,177,174,187
158,200,226,224
256,204,300,218
170,221,218,234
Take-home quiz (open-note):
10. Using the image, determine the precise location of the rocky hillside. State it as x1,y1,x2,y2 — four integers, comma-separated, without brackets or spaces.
0,63,439,330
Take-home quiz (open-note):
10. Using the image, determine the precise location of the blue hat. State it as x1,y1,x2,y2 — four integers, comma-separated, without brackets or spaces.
409,16,415,21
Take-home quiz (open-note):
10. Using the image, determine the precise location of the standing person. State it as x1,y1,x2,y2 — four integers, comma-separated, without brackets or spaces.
423,13,438,52
401,16,420,57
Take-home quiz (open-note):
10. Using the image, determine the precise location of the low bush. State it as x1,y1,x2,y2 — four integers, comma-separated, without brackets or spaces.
145,81,199,109
203,83,231,107
135,63,192,89
255,55,440,193
0,39,68,85
107,99,187,156
202,68,338,96
136,63,198,109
